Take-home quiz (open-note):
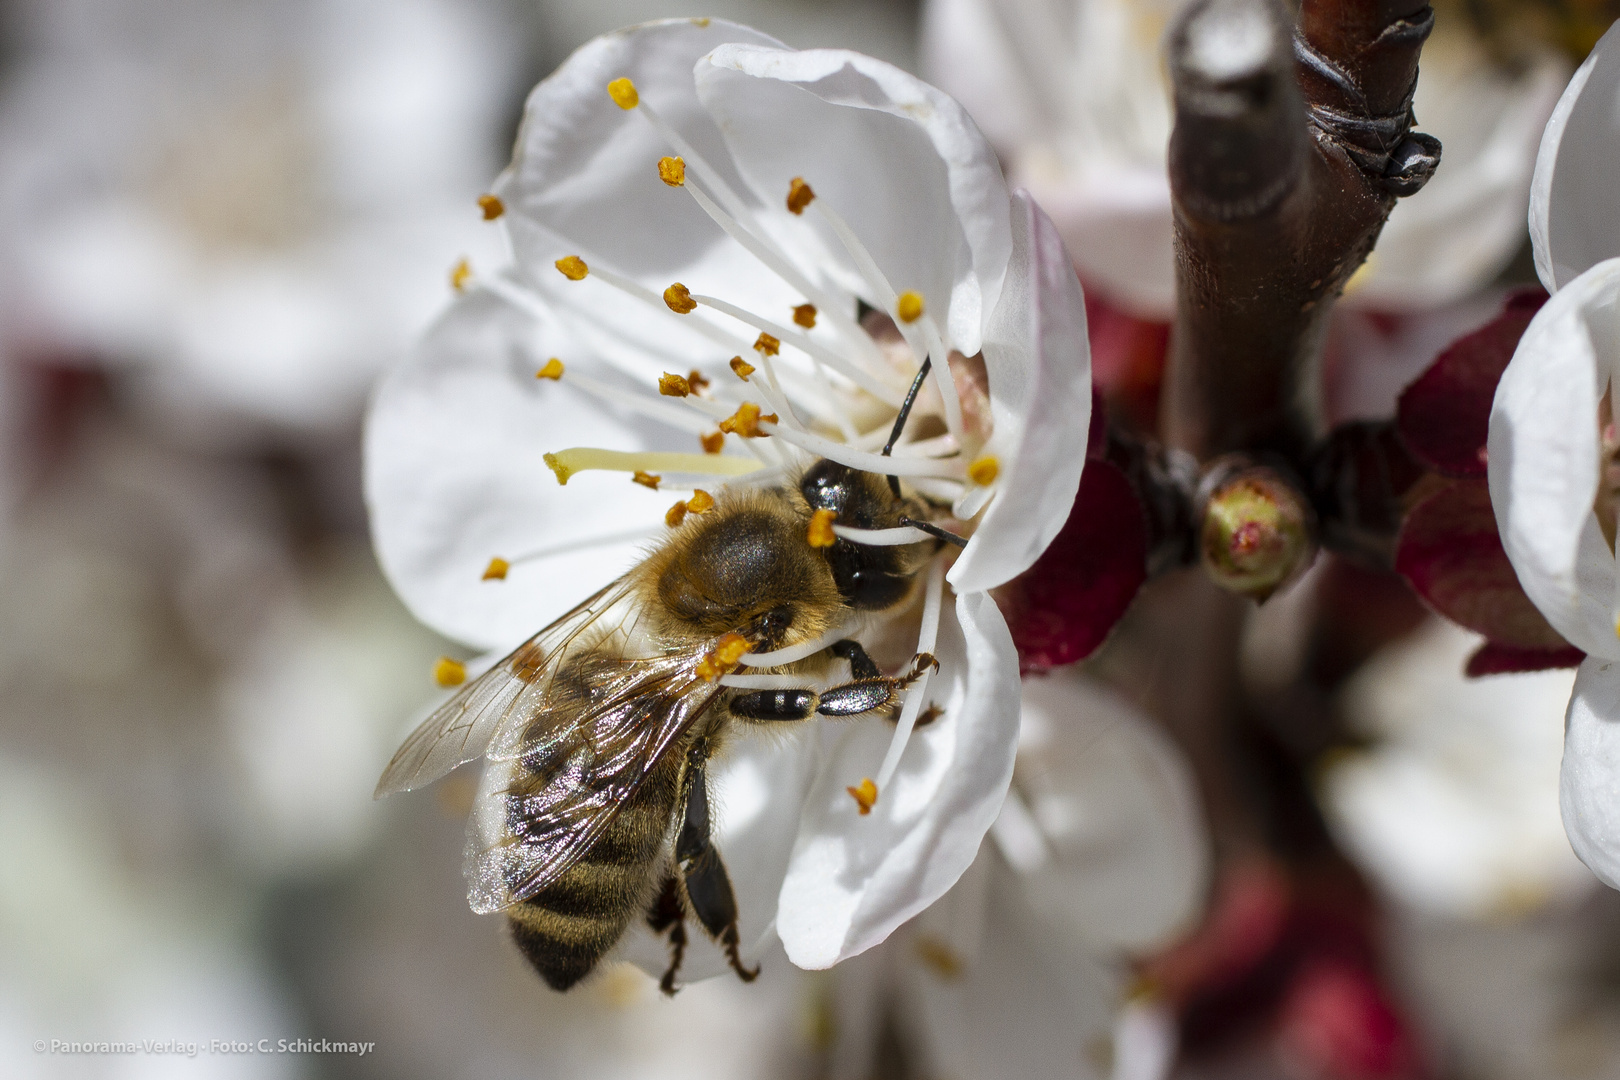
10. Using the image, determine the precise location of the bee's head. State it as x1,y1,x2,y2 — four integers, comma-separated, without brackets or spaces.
800,459,932,612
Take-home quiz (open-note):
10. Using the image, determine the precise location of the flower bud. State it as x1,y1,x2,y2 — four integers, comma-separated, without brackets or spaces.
1199,463,1315,601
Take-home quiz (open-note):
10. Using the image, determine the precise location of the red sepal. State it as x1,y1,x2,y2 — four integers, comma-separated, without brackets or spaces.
1395,287,1547,478
997,459,1148,672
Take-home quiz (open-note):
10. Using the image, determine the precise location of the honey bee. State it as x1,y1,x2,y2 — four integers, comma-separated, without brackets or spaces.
375,458,960,994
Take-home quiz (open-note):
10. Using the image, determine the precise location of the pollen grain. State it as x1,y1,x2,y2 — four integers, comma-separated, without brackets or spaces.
433,656,468,688
449,258,472,292
846,778,878,815
807,509,837,548
968,455,1000,485
607,78,639,109
697,632,751,681
657,156,686,186
664,282,697,314
786,177,815,215
897,291,925,323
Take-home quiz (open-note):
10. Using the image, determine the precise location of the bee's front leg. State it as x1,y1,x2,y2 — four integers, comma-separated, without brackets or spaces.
728,650,938,721
675,742,758,985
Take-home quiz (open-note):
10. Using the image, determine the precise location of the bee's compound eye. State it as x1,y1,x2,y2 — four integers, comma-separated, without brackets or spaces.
800,459,859,515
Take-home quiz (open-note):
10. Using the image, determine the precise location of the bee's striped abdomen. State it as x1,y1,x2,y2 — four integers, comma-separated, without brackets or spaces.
506,757,679,991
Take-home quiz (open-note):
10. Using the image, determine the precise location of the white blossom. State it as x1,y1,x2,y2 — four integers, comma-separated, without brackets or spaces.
1489,20,1620,890
366,19,1092,974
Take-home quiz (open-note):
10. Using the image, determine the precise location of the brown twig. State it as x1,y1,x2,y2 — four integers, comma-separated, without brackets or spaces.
1161,0,1438,461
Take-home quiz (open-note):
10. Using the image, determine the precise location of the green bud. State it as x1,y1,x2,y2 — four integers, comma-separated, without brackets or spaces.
1199,465,1315,601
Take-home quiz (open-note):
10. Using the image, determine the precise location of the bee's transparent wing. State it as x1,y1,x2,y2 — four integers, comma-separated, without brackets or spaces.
373,580,636,798
464,650,726,913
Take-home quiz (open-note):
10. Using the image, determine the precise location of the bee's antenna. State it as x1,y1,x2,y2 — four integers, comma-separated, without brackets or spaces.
898,516,968,549
881,358,932,498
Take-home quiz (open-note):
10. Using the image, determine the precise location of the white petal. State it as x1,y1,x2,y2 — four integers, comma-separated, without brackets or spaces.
899,852,1120,1080
1006,671,1209,952
950,191,1091,593
364,284,681,649
695,42,1012,356
775,591,1021,968
1530,20,1620,291
492,19,802,320
1561,656,1620,890
1324,620,1589,917
1488,258,1620,659
1350,39,1569,309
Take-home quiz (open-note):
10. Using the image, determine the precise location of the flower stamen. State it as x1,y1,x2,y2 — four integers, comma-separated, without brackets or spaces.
482,557,511,580
657,156,686,186
543,448,762,484
870,558,947,797
478,194,505,220
433,657,468,687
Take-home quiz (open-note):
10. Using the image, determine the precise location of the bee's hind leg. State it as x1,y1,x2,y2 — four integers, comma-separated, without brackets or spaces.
676,742,759,984
646,873,688,996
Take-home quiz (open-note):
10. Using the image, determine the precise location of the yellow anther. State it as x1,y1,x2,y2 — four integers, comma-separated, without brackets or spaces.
807,509,837,548
786,177,815,215
482,557,510,581
433,656,467,688
664,282,696,314
449,258,472,292
658,156,686,186
666,501,689,528
658,372,691,397
687,489,716,514
632,471,661,490
477,194,505,220
729,356,755,380
700,431,725,454
555,255,589,280
968,455,1000,485
686,369,710,393
697,632,751,681
792,304,818,329
693,16,710,26
535,358,565,380
846,778,878,815
719,402,777,438
607,78,639,109
753,332,780,356
897,291,925,323
913,936,964,980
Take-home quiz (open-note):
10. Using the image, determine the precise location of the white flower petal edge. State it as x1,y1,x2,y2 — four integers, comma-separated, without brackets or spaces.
1488,257,1620,660
776,592,1020,968
696,41,1012,357
1530,20,1620,292
1562,657,1620,890
953,191,1091,592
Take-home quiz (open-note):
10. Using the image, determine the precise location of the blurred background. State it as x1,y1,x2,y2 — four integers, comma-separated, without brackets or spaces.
3,0,1620,1078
